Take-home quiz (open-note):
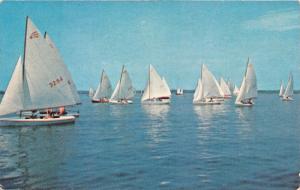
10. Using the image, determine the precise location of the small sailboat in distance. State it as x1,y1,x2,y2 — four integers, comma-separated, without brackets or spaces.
220,77,232,98
110,65,134,104
89,88,94,97
141,65,171,104
176,88,184,95
92,70,112,103
235,58,257,106
279,81,285,97
282,73,293,101
193,64,223,105
0,17,80,126
233,85,239,96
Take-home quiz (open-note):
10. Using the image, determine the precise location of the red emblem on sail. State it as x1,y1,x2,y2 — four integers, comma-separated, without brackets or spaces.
29,31,39,39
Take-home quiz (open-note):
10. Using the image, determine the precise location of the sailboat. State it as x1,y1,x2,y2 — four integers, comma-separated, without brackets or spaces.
176,88,184,95
233,85,240,96
279,81,285,97
109,65,134,104
235,58,257,106
92,70,112,103
89,88,94,97
193,64,223,105
0,17,80,126
220,77,232,98
141,65,171,104
282,73,293,101
162,77,172,97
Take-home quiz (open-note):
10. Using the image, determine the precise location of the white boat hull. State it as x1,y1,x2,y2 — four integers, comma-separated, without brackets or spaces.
109,99,133,104
282,97,293,101
0,115,75,127
142,98,170,105
193,101,221,105
235,102,254,107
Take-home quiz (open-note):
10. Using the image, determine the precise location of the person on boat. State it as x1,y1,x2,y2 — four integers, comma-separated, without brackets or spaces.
31,110,38,119
58,107,66,116
209,98,213,102
247,99,253,104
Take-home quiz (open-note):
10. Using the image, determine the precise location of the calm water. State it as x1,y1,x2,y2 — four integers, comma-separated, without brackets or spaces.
0,92,299,189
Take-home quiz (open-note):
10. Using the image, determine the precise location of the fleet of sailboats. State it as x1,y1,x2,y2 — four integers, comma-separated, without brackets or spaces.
109,65,135,104
141,65,171,104
0,17,80,126
235,58,257,106
282,73,294,101
92,70,112,103
1,16,298,127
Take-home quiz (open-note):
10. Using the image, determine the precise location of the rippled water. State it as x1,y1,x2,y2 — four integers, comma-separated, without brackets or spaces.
0,92,299,189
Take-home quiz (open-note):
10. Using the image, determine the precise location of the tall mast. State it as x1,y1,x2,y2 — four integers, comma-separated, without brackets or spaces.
117,65,124,100
148,65,151,99
22,16,29,81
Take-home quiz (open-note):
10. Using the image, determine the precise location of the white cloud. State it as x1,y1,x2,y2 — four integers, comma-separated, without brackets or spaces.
243,9,300,32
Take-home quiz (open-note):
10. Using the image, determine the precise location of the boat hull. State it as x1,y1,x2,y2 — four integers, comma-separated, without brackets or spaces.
92,99,110,103
0,115,75,127
142,98,170,105
282,97,293,101
109,100,133,104
235,102,254,107
193,101,221,105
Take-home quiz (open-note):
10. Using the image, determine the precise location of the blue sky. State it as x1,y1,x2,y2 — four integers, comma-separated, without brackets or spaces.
0,1,299,90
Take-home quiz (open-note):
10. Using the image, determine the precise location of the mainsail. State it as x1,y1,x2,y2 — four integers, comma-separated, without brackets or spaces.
201,64,223,98
141,65,171,101
235,60,257,104
0,17,80,115
220,77,231,96
110,66,134,101
93,70,112,100
44,32,80,104
283,73,293,98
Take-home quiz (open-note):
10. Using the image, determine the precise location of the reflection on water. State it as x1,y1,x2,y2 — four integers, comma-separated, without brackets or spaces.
0,125,75,189
142,105,170,145
193,103,228,125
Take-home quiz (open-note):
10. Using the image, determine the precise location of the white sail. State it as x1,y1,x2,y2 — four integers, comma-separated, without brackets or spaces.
110,66,134,100
141,65,171,101
162,77,171,97
220,77,231,96
235,61,257,104
93,70,112,100
279,81,285,97
233,85,239,95
201,64,223,98
0,17,80,115
283,73,293,98
44,33,80,104
0,57,25,115
193,79,204,102
89,88,94,97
